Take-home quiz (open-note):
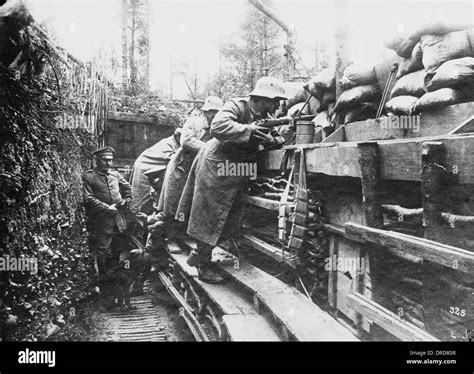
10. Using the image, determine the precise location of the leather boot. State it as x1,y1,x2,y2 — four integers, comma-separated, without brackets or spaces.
186,250,199,268
198,264,224,284
196,242,224,284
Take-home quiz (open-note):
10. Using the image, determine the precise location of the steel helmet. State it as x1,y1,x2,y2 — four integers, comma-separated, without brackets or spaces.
250,77,287,100
201,96,224,111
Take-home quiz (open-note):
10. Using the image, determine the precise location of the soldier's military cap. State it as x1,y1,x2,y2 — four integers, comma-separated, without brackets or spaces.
93,146,115,159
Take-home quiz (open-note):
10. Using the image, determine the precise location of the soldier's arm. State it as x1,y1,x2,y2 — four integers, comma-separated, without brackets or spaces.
181,117,206,152
118,173,132,200
82,175,110,212
211,100,258,143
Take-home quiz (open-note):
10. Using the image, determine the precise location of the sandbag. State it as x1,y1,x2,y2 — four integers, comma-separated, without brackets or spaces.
397,42,423,79
319,89,336,111
341,63,377,89
425,57,474,92
385,96,418,115
384,33,418,58
344,102,378,124
312,111,332,129
421,29,474,73
391,70,427,98
304,67,335,100
334,85,380,113
413,88,462,112
307,96,321,114
408,16,474,41
288,101,311,117
285,82,309,108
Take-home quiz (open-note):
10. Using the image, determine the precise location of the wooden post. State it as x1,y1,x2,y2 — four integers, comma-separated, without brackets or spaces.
356,142,383,335
328,234,339,309
358,142,383,228
421,141,445,239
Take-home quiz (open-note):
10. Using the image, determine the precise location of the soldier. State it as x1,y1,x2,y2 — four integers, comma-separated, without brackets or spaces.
176,77,287,283
157,96,224,230
129,128,182,215
82,146,132,311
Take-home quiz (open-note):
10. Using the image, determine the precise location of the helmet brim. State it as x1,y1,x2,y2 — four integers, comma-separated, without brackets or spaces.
249,89,287,100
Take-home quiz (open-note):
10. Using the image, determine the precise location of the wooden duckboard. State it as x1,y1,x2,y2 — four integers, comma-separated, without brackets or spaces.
216,248,359,341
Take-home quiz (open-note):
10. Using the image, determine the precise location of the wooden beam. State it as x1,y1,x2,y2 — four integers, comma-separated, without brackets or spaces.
322,125,345,143
240,234,299,268
324,223,423,263
217,248,359,341
358,142,383,228
347,293,438,341
263,134,474,183
242,195,293,212
328,234,339,308
108,111,175,126
421,142,445,240
345,222,474,273
448,115,474,135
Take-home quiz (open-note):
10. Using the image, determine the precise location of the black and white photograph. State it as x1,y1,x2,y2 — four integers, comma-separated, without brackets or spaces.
0,0,473,370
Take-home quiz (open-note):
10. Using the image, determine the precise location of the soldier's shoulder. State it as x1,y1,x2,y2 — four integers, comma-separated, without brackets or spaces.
109,169,127,179
228,97,249,105
82,169,96,177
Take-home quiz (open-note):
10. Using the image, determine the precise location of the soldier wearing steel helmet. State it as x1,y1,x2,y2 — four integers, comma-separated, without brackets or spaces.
82,146,132,311
157,96,224,223
176,77,287,283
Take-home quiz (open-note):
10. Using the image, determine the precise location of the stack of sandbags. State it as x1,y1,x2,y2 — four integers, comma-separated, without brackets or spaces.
385,69,427,115
334,63,380,124
385,17,474,113
303,67,336,111
303,67,337,131
283,81,320,116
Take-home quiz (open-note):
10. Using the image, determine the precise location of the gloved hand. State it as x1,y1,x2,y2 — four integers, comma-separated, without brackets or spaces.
249,123,275,145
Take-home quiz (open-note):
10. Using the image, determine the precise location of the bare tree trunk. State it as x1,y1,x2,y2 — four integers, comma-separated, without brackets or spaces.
129,0,137,90
143,0,150,90
121,0,129,91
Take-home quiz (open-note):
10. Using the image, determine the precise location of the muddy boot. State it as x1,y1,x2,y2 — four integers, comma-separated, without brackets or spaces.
196,242,224,284
198,264,224,284
186,250,199,268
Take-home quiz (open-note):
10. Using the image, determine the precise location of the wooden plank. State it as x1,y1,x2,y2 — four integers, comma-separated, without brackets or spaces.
108,111,175,126
421,142,445,242
169,250,257,316
221,315,280,341
420,102,474,137
217,249,359,341
448,115,474,135
242,196,280,211
345,103,474,140
345,222,474,273
328,234,339,308
347,293,438,341
264,134,474,183
321,125,345,143
240,234,299,268
345,117,416,141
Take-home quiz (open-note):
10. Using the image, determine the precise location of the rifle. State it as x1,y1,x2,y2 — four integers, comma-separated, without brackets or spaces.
256,114,315,128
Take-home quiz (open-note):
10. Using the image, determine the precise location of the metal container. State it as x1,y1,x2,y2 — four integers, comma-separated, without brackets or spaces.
295,120,315,144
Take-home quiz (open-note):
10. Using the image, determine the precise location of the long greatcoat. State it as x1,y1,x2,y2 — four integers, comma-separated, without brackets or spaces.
176,97,270,246
129,134,180,214
157,115,212,217
82,168,132,256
